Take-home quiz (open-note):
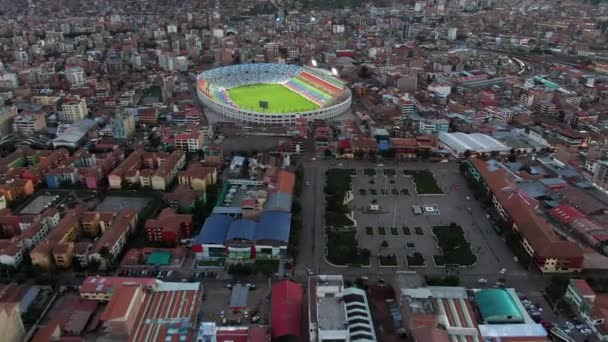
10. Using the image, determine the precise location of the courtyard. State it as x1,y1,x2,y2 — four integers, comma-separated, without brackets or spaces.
322,162,505,274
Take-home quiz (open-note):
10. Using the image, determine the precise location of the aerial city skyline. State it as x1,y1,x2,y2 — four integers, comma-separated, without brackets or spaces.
0,0,605,341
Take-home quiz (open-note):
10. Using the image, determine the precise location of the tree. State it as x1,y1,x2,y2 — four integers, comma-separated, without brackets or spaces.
359,248,371,259
490,151,500,159
380,240,389,248
367,150,377,161
358,65,370,79
354,150,365,160
463,150,472,158
337,147,345,156
323,149,332,158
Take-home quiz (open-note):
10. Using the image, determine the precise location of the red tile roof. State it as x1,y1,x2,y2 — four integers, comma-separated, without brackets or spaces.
496,189,583,261
549,205,584,224
80,276,157,295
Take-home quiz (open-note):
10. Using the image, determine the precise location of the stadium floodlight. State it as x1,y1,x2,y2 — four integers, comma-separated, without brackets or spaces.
311,59,318,67
331,67,338,75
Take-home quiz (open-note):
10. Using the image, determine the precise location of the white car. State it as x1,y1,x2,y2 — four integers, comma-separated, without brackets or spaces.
306,181,310,186
477,278,488,284
377,163,384,167
499,268,507,274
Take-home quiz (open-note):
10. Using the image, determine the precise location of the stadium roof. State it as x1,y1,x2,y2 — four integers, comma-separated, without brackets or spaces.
474,289,524,324
271,280,303,338
194,214,234,244
226,219,257,241
256,211,291,243
439,132,510,154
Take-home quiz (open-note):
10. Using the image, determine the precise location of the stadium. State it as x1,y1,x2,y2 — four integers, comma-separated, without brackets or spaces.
196,63,352,125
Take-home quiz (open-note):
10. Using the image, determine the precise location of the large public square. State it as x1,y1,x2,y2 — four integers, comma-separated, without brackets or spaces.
298,160,527,285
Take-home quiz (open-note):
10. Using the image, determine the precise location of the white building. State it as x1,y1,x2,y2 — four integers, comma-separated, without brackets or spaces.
307,275,376,342
448,28,458,41
438,132,511,158
59,95,88,123
159,52,176,71
66,66,85,86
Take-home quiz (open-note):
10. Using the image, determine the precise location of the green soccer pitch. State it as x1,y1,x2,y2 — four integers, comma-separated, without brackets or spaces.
227,83,319,113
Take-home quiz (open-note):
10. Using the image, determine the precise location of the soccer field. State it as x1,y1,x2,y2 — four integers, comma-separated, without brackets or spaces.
227,83,319,113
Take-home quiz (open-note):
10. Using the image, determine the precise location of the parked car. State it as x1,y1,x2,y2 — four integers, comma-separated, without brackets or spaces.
251,315,260,323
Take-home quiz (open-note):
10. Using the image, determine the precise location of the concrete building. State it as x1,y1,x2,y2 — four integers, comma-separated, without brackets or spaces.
159,52,176,71
111,111,136,140
0,106,18,136
448,28,458,41
417,119,449,134
13,112,46,136
66,66,85,87
174,131,204,152
59,95,88,123
592,160,608,192
307,275,376,342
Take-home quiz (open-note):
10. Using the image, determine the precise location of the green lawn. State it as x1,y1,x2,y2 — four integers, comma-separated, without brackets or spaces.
432,225,477,266
404,170,444,194
326,230,370,266
227,83,319,113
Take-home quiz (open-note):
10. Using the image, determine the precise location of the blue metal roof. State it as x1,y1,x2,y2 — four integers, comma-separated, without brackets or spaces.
193,214,234,244
226,219,257,241
255,211,292,243
266,192,293,211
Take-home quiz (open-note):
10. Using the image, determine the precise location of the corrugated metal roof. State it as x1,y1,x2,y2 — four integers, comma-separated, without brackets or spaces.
226,219,257,241
256,211,291,243
271,280,303,338
266,192,293,211
193,214,234,244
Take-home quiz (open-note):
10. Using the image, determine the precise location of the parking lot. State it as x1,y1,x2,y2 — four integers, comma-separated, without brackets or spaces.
349,165,509,274
198,279,271,327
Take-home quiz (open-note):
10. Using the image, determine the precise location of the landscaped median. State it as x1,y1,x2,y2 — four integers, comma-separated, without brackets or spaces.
403,170,444,195
432,224,477,267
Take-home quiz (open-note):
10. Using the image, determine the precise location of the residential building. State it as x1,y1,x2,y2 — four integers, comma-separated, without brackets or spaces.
0,106,17,136
159,52,176,71
138,107,159,125
59,95,88,123
144,208,193,245
593,160,608,192
178,163,217,191
66,65,85,87
464,158,583,273
417,118,449,134
175,131,204,152
111,111,136,139
13,112,46,136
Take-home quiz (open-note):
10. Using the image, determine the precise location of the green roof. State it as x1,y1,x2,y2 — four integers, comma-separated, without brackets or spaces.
474,289,524,323
145,250,172,266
